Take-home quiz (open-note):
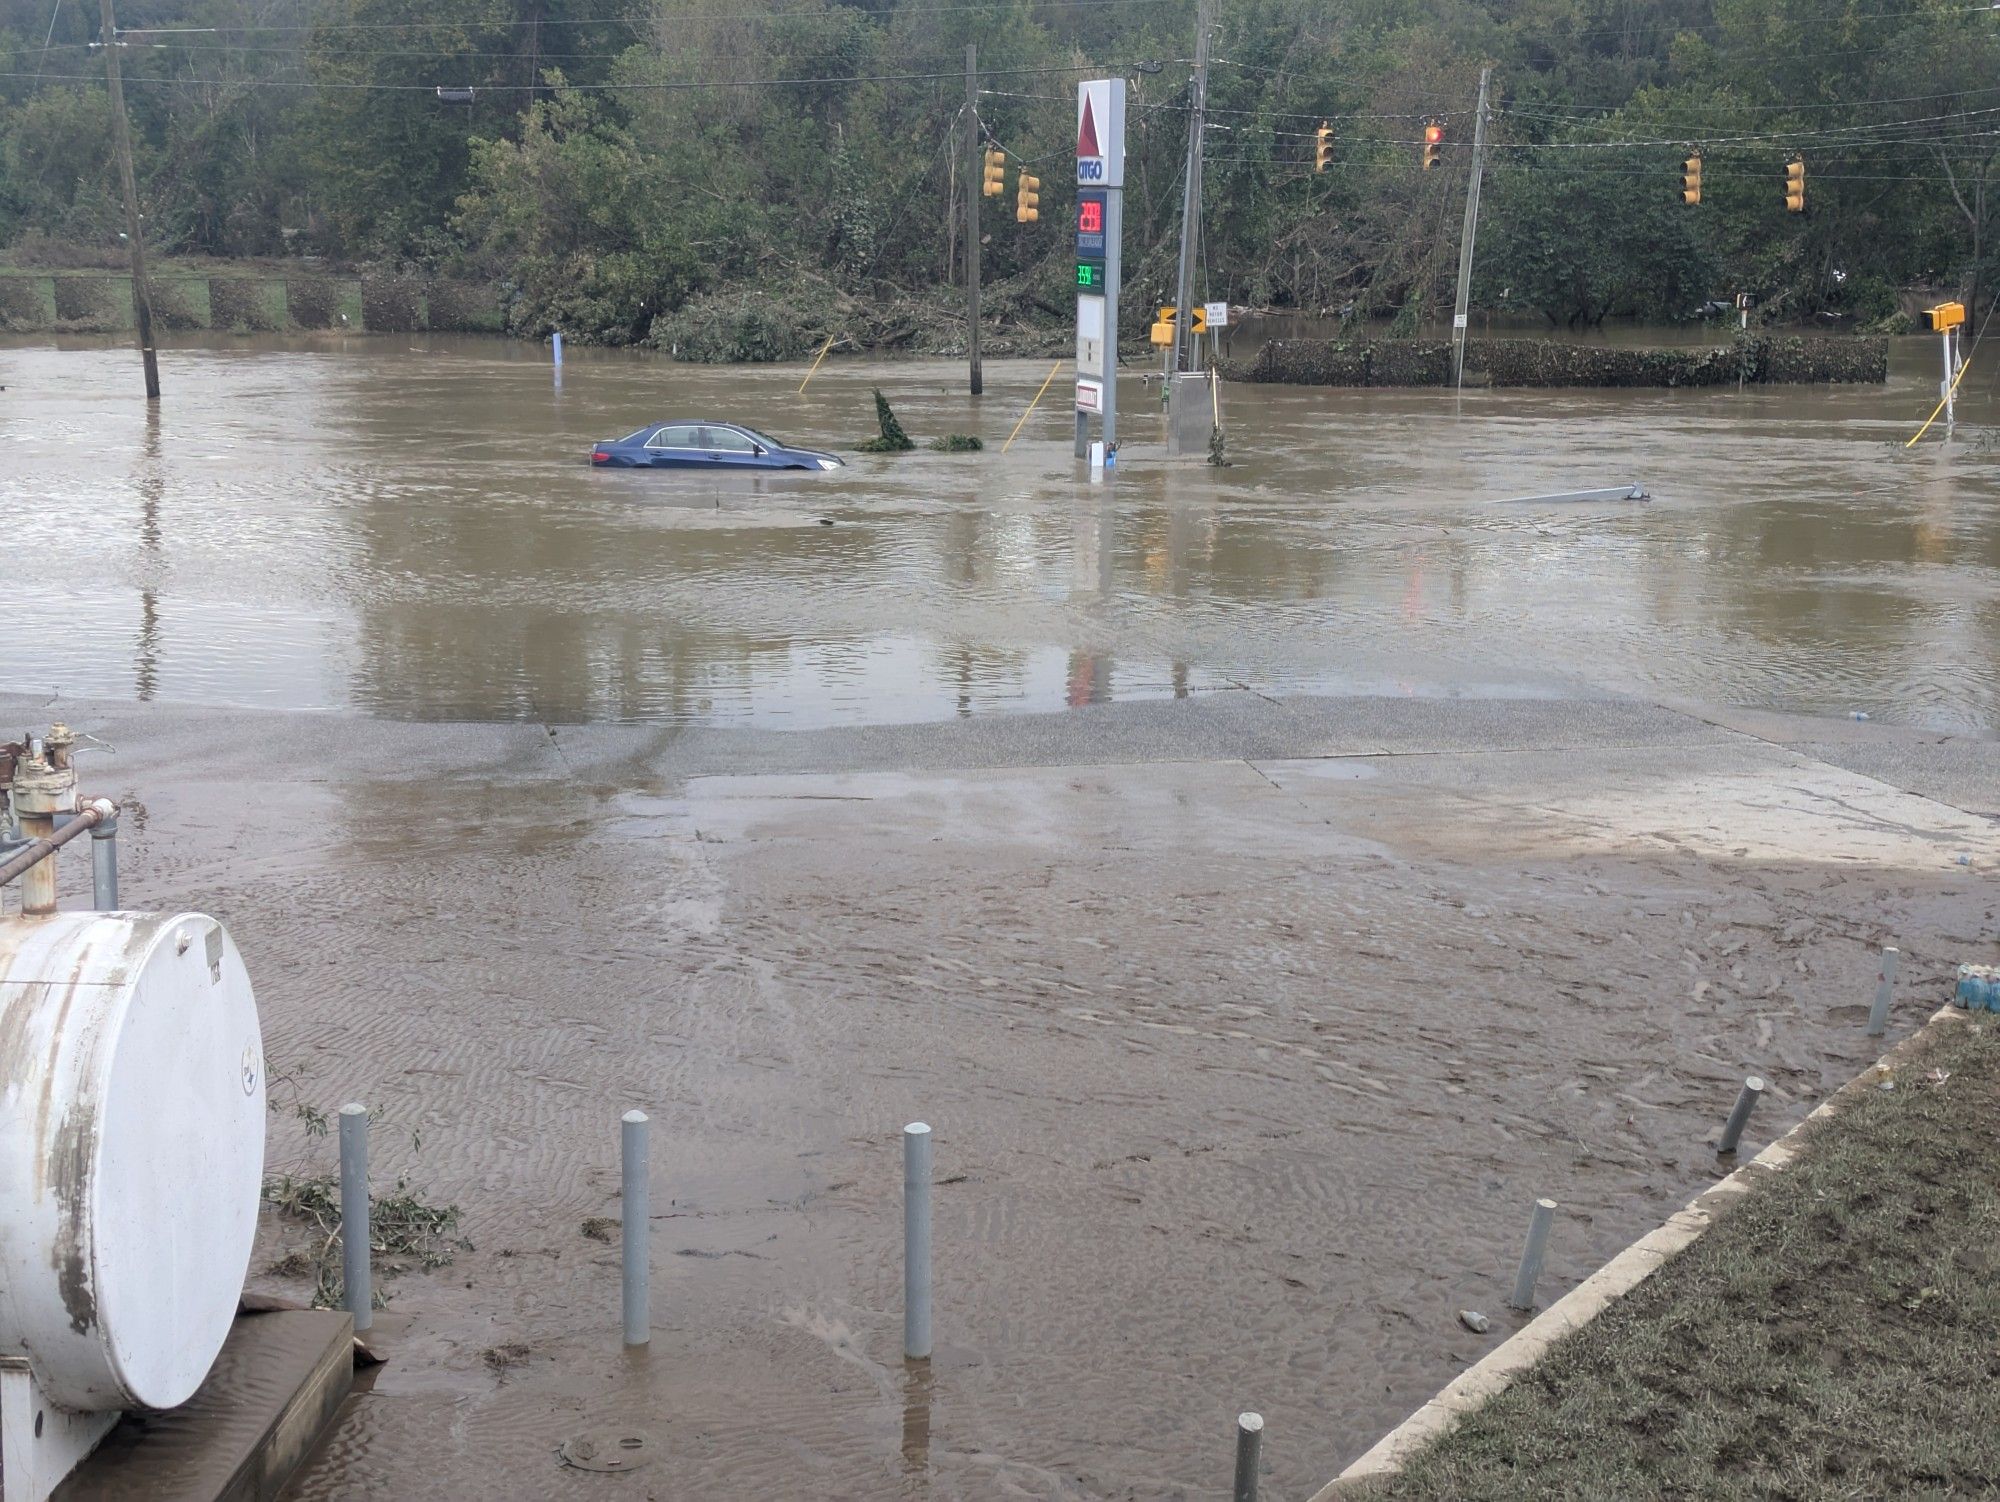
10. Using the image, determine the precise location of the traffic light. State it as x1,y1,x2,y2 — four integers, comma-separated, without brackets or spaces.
1314,122,1333,173
1150,307,1176,346
1681,153,1702,205
1784,157,1806,213
982,148,1006,197
1015,171,1040,223
1924,302,1966,332
1422,121,1443,171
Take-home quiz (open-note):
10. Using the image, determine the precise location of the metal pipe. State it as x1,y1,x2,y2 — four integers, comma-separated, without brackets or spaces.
1508,1198,1558,1311
1232,1412,1264,1502
1866,947,1901,1037
622,1110,650,1347
339,1103,372,1332
904,1122,933,1361
0,799,114,900
90,815,119,910
1718,1076,1766,1156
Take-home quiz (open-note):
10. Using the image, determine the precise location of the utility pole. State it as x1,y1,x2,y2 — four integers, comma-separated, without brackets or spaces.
99,0,159,400
1169,0,1213,379
964,43,982,397
1450,64,1492,392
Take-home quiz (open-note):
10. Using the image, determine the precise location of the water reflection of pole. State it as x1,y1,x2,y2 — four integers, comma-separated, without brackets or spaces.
135,407,163,700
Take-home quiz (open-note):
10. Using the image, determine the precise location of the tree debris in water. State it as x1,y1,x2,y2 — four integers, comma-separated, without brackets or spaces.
262,1171,473,1310
855,389,915,452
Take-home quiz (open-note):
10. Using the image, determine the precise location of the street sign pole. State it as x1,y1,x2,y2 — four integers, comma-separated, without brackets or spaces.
1074,78,1126,460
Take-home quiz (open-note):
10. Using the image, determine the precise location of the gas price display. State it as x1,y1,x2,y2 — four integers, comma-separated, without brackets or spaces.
1075,190,1107,258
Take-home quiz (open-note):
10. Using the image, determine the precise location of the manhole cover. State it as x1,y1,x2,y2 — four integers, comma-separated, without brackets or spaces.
558,1431,657,1473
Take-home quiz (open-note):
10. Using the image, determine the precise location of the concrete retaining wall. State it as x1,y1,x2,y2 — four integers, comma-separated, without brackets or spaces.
0,272,504,335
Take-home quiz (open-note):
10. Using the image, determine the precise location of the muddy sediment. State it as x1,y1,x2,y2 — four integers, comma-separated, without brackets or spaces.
7,691,1992,1499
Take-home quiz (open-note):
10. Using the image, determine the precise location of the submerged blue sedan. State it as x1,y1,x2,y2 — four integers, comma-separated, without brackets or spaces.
589,421,843,471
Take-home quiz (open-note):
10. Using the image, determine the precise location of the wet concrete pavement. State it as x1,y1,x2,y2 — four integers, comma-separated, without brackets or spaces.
3,688,1991,1500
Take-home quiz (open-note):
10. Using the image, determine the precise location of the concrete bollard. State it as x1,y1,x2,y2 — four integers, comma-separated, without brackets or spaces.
622,1110,650,1347
1866,946,1901,1037
1718,1076,1765,1156
1232,1412,1264,1502
338,1103,372,1332
1507,1198,1558,1311
89,814,118,910
904,1122,932,1361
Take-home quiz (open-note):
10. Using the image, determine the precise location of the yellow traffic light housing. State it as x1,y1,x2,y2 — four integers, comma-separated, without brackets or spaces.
1681,154,1702,206
1015,171,1040,223
1924,302,1966,332
1422,121,1442,171
1150,308,1176,347
982,148,1006,197
1314,122,1333,173
1784,157,1805,214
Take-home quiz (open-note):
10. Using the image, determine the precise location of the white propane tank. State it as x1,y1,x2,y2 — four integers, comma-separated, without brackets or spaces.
0,911,265,1412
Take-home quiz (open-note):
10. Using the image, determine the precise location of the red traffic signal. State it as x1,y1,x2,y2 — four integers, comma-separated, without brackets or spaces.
1421,120,1443,170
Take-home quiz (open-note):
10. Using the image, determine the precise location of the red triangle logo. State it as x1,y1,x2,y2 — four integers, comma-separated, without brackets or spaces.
1077,95,1100,159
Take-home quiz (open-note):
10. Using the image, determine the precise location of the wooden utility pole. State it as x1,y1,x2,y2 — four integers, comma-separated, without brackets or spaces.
99,0,159,399
1169,0,1213,379
1450,65,1493,392
964,43,982,396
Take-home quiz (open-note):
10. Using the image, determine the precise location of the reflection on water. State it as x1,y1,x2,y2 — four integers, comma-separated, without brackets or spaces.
1,334,1994,731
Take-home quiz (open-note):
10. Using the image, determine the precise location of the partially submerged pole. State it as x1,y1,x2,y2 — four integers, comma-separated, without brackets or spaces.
1717,1076,1765,1156
1507,1197,1557,1311
904,1122,933,1360
1450,65,1494,391
1232,1412,1264,1502
1866,947,1901,1037
964,45,982,397
339,1104,372,1332
622,1109,650,1347
90,812,119,909
98,0,160,400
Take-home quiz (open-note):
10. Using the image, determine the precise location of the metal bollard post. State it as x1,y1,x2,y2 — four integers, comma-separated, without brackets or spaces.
1866,947,1901,1037
1508,1198,1558,1311
904,1122,932,1361
1718,1076,1765,1156
622,1110,650,1347
90,814,118,910
1232,1412,1264,1502
338,1104,372,1332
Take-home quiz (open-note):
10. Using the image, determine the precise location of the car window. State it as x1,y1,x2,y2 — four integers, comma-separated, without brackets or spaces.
737,426,782,451
646,425,698,448
704,427,757,453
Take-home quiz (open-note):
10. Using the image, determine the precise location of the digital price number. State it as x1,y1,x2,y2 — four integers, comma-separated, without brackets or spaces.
1076,262,1106,290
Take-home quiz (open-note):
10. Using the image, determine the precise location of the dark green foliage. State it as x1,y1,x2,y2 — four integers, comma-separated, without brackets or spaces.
0,0,1991,338
208,278,285,332
360,278,422,332
50,275,124,328
855,389,914,452
927,434,983,452
285,275,344,331
1234,335,1886,388
148,278,211,331
424,280,505,332
0,274,55,329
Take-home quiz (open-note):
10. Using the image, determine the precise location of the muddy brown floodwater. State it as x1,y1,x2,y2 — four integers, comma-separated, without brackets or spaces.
2,333,1996,730
1,335,1997,1501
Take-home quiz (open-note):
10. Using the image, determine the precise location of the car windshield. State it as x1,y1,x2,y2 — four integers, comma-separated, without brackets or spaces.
735,426,783,451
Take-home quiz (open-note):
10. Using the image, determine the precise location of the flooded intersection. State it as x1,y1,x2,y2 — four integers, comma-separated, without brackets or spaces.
1,336,1996,1498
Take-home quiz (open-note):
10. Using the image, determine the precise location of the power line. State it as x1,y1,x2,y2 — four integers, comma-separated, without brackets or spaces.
0,59,1143,91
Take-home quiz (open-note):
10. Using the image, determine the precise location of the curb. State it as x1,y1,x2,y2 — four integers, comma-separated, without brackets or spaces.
1307,1004,1972,1501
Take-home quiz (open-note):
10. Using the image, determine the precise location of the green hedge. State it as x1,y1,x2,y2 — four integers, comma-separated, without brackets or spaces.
1229,334,1888,388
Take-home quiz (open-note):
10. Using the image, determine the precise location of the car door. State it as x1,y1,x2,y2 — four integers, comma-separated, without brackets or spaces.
644,425,702,467
702,426,764,469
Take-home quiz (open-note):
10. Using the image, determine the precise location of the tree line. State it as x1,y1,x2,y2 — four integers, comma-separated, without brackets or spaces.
1,0,1993,343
